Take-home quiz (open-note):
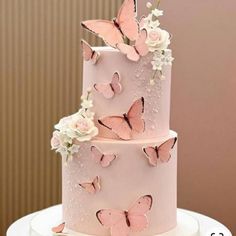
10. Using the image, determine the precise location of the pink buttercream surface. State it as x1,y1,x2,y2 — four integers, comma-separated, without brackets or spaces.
62,131,177,236
83,47,172,140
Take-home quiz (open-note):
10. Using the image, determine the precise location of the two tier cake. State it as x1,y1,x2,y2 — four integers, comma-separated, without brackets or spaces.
43,1,200,236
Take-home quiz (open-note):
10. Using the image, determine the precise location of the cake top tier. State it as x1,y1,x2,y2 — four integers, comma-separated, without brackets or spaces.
81,0,173,82
82,47,172,140
51,0,174,160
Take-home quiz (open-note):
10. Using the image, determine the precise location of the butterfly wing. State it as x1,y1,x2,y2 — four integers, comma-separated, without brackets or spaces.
143,146,159,166
139,15,146,29
91,146,103,164
128,195,153,232
111,72,122,94
81,20,123,48
81,40,93,61
116,0,139,41
129,215,148,232
52,223,65,233
91,146,116,167
117,43,140,62
79,183,96,194
111,218,130,236
135,29,149,57
81,39,100,64
79,176,101,194
98,116,132,140
94,83,115,99
127,97,145,133
97,209,130,236
91,51,100,65
93,176,101,192
158,137,177,162
129,195,153,215
101,154,117,168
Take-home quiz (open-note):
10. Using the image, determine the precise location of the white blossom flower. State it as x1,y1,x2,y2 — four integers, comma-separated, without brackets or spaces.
81,99,93,110
56,146,69,159
149,20,160,29
138,5,173,81
68,144,80,155
150,49,174,82
152,9,163,17
146,2,152,9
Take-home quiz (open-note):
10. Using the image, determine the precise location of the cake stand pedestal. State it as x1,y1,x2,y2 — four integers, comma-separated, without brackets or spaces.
6,205,232,236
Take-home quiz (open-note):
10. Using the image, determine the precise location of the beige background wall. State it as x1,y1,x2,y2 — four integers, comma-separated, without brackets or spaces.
0,0,235,235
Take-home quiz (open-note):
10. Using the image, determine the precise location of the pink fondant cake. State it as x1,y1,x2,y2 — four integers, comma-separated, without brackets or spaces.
83,48,172,140
63,132,177,235
51,1,179,236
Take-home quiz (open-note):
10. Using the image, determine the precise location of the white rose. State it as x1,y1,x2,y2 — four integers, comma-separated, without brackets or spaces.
64,113,98,141
74,118,98,142
146,28,171,52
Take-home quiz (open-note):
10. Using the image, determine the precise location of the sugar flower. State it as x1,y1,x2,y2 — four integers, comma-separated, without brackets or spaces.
141,3,174,83
51,90,98,161
146,28,170,52
152,9,163,17
151,49,174,81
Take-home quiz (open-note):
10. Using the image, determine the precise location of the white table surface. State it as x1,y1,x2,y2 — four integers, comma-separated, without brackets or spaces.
6,205,232,236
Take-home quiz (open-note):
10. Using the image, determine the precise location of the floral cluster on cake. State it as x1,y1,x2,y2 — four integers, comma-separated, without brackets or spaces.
51,90,98,161
141,2,174,83
81,0,174,84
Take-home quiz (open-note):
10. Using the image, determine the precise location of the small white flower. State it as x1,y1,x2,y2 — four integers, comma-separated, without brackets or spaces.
150,79,155,86
152,9,163,17
68,144,80,155
146,2,152,8
56,146,68,158
151,50,174,81
160,74,166,80
81,99,93,110
149,20,160,29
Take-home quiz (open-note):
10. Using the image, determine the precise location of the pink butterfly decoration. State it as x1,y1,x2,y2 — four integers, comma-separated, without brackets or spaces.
94,72,122,99
51,222,65,234
79,176,101,194
98,97,145,140
139,15,146,29
143,138,177,167
91,146,117,168
81,39,100,64
81,0,139,48
117,29,149,62
96,195,153,236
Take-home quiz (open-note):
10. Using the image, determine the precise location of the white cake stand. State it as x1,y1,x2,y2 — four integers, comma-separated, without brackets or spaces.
6,205,232,236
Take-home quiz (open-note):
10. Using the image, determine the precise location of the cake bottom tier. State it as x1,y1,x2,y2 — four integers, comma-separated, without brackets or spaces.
30,205,200,236
62,131,178,236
